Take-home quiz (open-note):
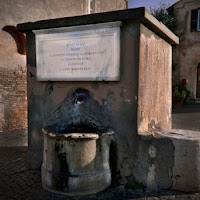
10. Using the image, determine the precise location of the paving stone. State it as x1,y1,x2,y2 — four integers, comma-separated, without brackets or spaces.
172,103,200,131
1,146,200,200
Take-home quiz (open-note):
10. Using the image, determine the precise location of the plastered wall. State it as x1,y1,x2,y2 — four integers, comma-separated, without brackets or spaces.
0,0,126,146
26,22,140,180
25,21,173,183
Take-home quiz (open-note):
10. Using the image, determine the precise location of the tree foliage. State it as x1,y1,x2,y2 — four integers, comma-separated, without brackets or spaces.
150,4,177,32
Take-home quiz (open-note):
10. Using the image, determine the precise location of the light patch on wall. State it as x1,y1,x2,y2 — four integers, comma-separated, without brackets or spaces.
147,164,157,188
148,145,157,158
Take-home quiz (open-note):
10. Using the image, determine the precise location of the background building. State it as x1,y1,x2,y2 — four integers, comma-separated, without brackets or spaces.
170,0,200,99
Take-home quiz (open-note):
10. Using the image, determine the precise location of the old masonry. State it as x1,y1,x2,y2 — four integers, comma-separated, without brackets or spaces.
17,7,200,195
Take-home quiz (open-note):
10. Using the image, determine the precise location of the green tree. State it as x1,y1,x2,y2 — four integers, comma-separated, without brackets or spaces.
150,4,177,32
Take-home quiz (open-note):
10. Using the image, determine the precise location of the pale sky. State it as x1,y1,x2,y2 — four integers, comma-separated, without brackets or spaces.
128,0,179,10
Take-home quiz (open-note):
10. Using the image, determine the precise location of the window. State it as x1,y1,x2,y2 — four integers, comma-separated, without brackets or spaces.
191,9,200,31
198,10,200,31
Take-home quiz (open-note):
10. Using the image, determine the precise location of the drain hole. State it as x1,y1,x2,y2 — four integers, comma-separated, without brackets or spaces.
77,96,83,103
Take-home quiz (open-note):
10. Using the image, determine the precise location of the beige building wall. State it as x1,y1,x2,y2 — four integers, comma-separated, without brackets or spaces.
0,0,126,146
138,25,172,133
172,0,200,98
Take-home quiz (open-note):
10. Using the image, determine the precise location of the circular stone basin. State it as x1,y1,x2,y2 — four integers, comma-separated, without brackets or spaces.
41,128,114,196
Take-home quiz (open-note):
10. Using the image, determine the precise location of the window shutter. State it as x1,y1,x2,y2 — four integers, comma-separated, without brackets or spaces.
191,9,198,31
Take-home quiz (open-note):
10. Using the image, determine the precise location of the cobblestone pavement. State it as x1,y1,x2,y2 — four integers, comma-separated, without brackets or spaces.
172,103,200,131
1,103,200,200
1,147,200,200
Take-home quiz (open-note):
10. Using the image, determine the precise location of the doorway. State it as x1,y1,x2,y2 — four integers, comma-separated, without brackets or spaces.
197,63,200,98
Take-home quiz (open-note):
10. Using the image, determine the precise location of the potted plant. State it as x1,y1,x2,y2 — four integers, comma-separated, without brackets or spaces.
172,85,187,109
173,84,191,104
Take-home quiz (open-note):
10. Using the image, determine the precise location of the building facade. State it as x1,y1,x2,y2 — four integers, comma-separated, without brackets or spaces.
0,0,126,146
171,0,200,99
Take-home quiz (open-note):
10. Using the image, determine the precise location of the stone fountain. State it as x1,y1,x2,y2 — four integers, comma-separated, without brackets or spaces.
41,88,114,195
17,7,187,196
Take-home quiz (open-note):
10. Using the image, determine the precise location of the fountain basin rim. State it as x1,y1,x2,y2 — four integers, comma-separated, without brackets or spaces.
42,128,114,140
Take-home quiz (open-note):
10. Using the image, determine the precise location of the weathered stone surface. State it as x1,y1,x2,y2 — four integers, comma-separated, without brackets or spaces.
133,134,175,190
42,129,114,195
3,146,198,200
0,0,88,144
90,0,127,14
24,21,141,171
169,129,200,192
0,0,126,146
171,0,200,98
0,31,27,138
134,130,200,192
17,8,178,45
18,9,177,187
33,22,121,81
0,0,88,30
138,24,172,133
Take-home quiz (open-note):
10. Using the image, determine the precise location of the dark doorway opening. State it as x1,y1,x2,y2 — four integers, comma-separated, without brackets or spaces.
196,63,200,98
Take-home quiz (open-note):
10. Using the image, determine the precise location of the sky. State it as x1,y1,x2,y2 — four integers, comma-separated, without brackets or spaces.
128,0,179,10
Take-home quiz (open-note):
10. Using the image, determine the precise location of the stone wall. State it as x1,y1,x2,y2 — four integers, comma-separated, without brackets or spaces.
172,0,200,98
138,25,172,133
90,0,127,13
133,130,200,192
0,67,27,132
0,30,27,146
24,21,140,173
0,0,126,146
18,8,178,183
0,0,127,30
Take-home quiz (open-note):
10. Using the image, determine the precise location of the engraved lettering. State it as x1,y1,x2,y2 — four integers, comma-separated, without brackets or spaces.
71,48,80,51
36,23,120,81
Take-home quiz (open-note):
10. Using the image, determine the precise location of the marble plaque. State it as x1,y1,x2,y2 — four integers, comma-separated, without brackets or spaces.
33,22,121,81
